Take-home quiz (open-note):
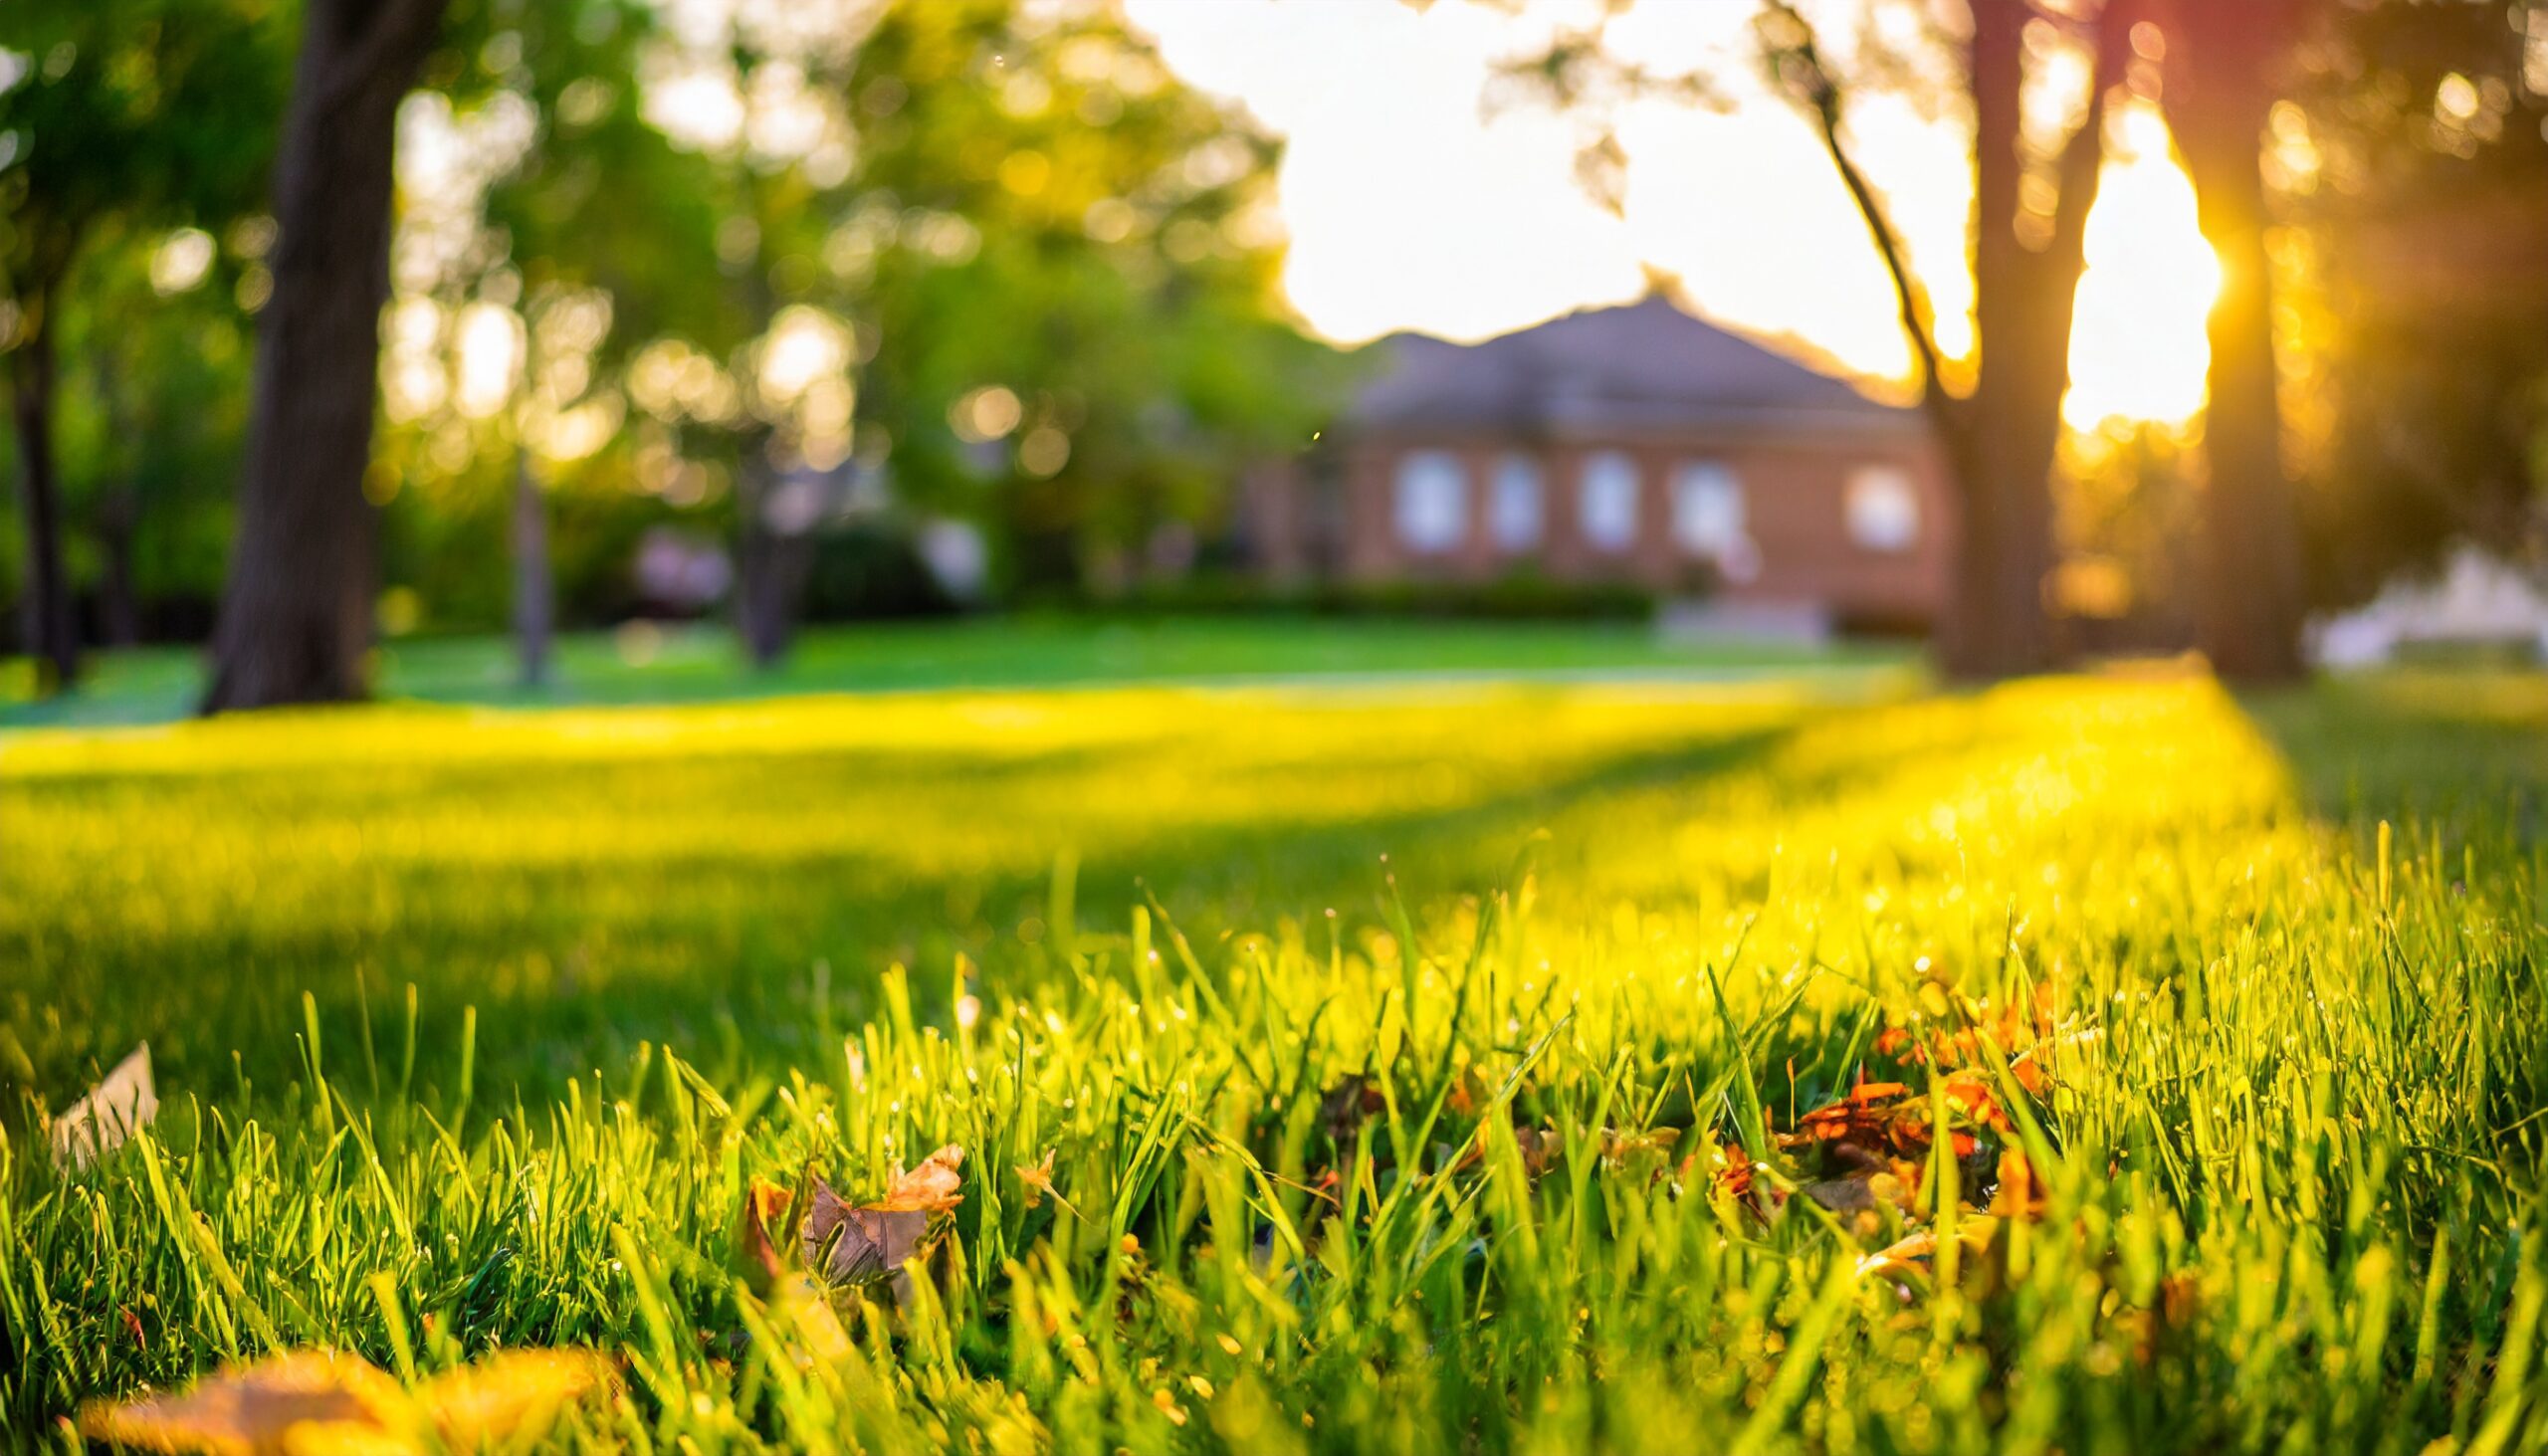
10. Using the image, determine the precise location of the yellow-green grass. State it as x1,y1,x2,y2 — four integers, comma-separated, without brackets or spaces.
2,669,2545,1452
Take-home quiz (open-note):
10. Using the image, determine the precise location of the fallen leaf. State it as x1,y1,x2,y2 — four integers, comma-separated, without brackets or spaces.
76,1348,613,1456
1989,1148,2047,1220
1855,1216,2002,1282
733,1177,795,1293
1599,1127,1682,1162
1016,1149,1083,1219
79,1350,414,1456
800,1149,967,1305
52,1042,157,1169
421,1349,613,1449
874,1144,965,1213
1319,1076,1387,1146
1443,1066,1490,1118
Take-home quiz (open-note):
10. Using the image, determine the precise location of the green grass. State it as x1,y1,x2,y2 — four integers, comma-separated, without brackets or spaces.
3,667,2547,1452
0,614,1906,728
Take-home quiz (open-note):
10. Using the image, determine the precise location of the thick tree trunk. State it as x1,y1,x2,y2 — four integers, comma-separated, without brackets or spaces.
1938,0,2123,681
203,0,446,713
2167,3,2307,682
8,300,79,692
511,449,553,689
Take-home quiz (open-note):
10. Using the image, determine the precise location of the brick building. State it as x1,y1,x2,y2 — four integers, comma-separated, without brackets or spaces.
1242,294,1954,630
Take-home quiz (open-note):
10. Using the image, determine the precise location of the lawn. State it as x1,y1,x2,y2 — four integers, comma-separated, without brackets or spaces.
3,666,2546,1452
0,614,1909,728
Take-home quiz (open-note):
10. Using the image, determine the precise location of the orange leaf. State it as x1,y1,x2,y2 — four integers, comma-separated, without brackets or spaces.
79,1350,417,1456
421,1350,614,1449
1990,1149,2047,1220
1016,1148,1084,1219
874,1144,965,1213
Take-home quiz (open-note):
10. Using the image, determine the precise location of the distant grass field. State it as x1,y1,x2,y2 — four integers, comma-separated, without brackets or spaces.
4,667,2547,1452
0,614,1906,728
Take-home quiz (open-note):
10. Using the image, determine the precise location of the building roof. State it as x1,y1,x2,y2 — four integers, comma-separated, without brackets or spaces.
1344,294,1925,441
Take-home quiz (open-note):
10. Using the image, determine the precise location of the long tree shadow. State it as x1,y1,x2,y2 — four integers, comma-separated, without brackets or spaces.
2240,672,2548,843
4,714,1819,1108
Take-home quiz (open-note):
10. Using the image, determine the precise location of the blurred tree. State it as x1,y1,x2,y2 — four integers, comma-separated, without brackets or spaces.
603,0,1338,666
0,0,284,693
1766,0,2140,680
204,0,451,711
362,0,673,685
837,0,1339,602
2152,0,2310,680
1509,0,2137,681
2281,0,2548,605
53,226,260,647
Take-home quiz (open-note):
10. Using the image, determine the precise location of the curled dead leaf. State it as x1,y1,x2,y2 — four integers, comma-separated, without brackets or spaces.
800,1147,966,1305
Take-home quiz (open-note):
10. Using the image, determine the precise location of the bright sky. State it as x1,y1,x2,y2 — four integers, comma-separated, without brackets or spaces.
1123,0,2219,429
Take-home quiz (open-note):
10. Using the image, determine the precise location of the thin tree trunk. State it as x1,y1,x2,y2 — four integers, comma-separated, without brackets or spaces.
2166,1,2307,682
203,0,447,713
101,485,142,649
512,448,553,689
8,297,79,692
734,448,795,669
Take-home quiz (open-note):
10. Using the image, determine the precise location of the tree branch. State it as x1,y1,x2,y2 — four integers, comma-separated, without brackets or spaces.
2043,0,2138,271
1759,3,1966,447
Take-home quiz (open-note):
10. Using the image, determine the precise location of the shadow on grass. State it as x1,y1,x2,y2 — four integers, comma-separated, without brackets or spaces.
2240,672,2548,844
3,719,1810,1114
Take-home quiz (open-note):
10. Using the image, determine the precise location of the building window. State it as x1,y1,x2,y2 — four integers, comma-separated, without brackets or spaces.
1489,453,1544,550
1846,465,1919,551
1392,451,1467,554
1579,451,1638,552
1670,462,1746,556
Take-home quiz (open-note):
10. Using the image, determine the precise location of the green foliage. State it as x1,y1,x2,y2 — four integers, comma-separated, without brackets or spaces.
5,669,2548,1450
0,0,288,298
2285,0,2548,602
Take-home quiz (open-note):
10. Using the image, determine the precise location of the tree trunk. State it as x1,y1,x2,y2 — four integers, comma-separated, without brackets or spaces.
1939,0,2124,681
735,447,815,669
512,449,553,689
2166,2,2308,682
203,0,447,713
8,298,80,693
100,485,142,649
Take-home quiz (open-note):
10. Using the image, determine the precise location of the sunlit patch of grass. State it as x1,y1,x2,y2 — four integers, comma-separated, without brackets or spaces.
4,670,2546,1452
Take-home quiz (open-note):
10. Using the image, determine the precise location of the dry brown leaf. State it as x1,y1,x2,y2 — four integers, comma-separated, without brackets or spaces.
734,1177,795,1292
52,1042,157,1170
802,1176,932,1303
873,1144,965,1213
